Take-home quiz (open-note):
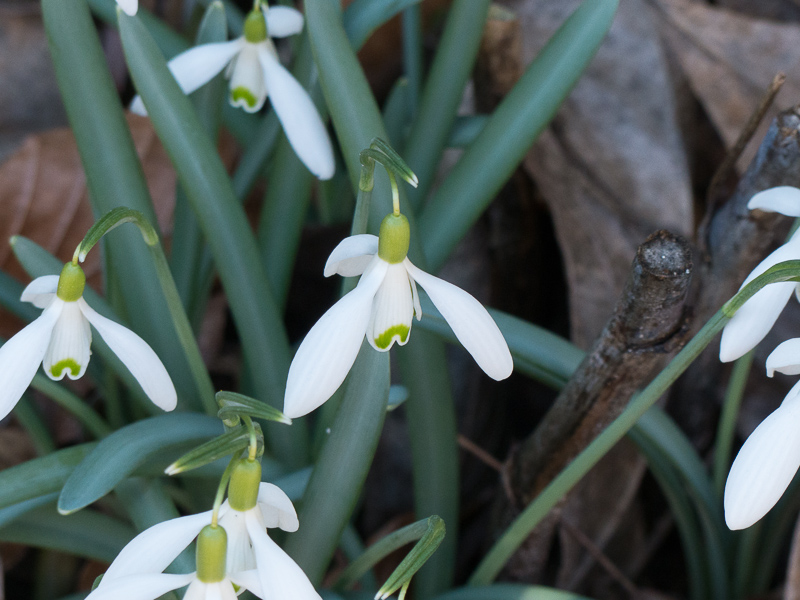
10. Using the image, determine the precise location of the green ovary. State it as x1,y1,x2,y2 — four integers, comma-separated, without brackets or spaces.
231,87,258,109
50,359,81,379
374,324,410,349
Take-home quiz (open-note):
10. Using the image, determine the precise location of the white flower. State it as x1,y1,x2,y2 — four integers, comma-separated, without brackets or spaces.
720,186,800,362
283,232,514,419
95,484,320,600
130,4,334,180
117,0,137,16
0,272,176,420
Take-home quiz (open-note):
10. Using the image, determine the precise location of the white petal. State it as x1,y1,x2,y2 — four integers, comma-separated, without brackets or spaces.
0,299,63,422
229,570,263,598
218,508,256,574
264,5,304,38
204,582,225,600
100,510,212,583
183,579,208,600
767,338,800,376
258,46,335,180
257,483,298,532
130,39,245,116
748,186,800,217
116,0,138,16
724,382,800,529
245,513,322,600
367,263,415,351
720,238,800,362
20,275,59,308
405,260,513,380
229,43,267,113
283,257,388,418
86,573,194,600
323,235,379,278
43,302,92,381
78,299,177,411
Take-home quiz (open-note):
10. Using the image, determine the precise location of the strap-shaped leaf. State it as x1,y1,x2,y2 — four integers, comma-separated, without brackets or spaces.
58,414,222,514
0,444,96,511
0,503,134,563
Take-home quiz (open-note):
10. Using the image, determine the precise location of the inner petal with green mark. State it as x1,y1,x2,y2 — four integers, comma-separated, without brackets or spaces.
367,263,415,352
228,44,267,113
43,302,92,381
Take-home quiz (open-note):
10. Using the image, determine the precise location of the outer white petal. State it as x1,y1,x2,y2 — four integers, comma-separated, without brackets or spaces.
410,274,422,321
258,46,335,180
720,239,800,362
116,0,138,16
264,5,304,37
20,275,59,308
100,510,212,583
748,186,800,217
323,235,379,277
767,338,800,376
0,299,63,422
229,43,267,113
367,263,415,351
405,260,513,380
218,508,256,574
43,302,92,381
86,573,194,600
229,570,264,598
130,39,245,115
78,299,177,411
245,512,322,600
724,382,800,529
283,257,388,418
257,483,298,532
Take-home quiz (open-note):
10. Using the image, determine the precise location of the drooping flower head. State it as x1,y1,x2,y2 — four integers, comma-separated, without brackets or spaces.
720,186,800,362
0,262,176,420
283,209,514,419
130,2,334,180
92,459,320,600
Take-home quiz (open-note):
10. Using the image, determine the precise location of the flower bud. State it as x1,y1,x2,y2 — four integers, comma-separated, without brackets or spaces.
196,524,227,583
244,9,268,43
228,458,261,511
378,213,410,264
56,263,86,302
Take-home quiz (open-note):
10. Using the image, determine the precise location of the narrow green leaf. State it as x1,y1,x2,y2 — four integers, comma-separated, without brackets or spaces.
0,271,39,322
58,414,222,514
343,0,422,49
117,13,307,466
0,503,135,563
0,494,59,529
0,444,96,511
404,0,491,208
419,0,619,271
284,342,389,585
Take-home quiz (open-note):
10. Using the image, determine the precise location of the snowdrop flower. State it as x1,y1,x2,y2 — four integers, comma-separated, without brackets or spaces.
283,212,514,419
130,3,334,180
86,524,266,600
0,263,176,420
117,0,137,16
724,339,800,529
95,460,320,600
720,186,800,362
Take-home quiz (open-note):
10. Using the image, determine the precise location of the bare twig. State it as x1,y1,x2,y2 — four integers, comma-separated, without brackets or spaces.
457,434,503,473
705,72,786,209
